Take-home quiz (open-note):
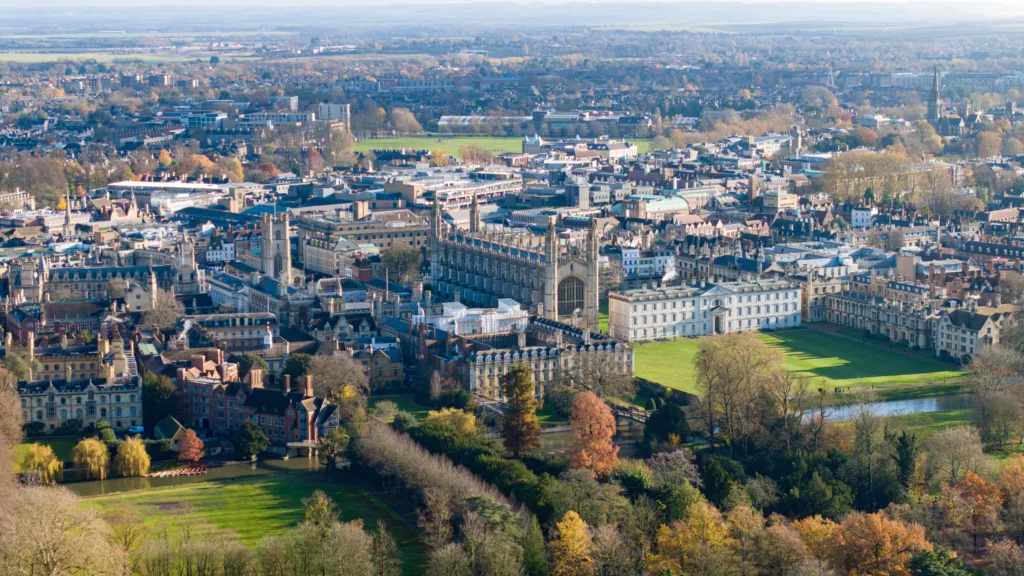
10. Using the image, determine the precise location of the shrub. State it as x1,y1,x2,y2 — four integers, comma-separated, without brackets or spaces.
372,400,400,422
545,384,578,417
23,421,44,437
95,420,116,443
143,439,176,461
391,411,418,432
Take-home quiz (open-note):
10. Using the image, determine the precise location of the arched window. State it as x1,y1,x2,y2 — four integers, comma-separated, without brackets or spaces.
558,276,586,317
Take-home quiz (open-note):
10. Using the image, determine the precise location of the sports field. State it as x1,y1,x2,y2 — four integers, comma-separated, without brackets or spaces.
82,471,425,573
354,136,652,158
633,329,968,395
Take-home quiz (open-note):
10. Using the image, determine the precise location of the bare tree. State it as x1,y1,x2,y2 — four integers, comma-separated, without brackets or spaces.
925,426,987,487
309,354,370,398
143,289,184,331
0,486,121,575
564,352,635,400
695,332,784,453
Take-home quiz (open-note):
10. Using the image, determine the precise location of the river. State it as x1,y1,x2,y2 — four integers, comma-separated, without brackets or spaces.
819,393,974,422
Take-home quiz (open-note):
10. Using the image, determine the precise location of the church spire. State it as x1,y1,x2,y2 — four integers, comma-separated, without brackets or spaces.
927,65,942,124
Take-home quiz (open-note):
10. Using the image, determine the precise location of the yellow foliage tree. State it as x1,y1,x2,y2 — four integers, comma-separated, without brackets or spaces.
114,435,151,478
998,454,1024,499
548,511,595,576
831,512,932,576
19,443,63,484
157,149,173,166
425,408,476,435
792,514,839,562
72,437,109,481
216,157,244,182
654,501,735,574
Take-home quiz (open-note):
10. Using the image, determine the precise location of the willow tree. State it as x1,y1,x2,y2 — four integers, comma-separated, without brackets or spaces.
114,435,150,477
19,443,63,484
72,438,110,481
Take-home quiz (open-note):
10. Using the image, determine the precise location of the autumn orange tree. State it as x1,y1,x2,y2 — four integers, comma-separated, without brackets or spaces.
548,511,594,576
500,365,540,458
177,429,205,464
569,391,618,479
831,512,932,576
943,470,1003,552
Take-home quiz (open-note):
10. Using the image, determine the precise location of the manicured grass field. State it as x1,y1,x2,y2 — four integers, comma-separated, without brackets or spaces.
354,137,524,158
536,403,568,425
369,394,432,422
633,329,968,395
82,471,425,574
13,437,78,472
599,302,609,333
354,136,653,159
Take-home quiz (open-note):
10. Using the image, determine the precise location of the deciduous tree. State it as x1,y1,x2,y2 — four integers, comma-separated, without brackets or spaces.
426,408,477,436
114,435,151,477
72,437,109,480
19,443,63,484
832,512,931,576
569,391,618,479
653,501,736,576
309,353,369,399
234,421,271,460
177,429,205,463
548,511,595,576
381,244,422,285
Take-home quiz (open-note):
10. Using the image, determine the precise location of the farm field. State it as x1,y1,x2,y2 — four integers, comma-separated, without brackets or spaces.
354,136,652,158
81,471,426,574
0,52,256,63
633,329,968,395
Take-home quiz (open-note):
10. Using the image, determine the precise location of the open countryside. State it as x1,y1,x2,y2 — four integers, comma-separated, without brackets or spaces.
633,328,969,394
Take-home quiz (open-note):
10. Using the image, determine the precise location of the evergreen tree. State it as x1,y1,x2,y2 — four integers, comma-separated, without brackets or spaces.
501,365,541,458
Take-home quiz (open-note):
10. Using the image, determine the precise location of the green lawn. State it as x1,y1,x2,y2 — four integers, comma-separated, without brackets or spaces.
354,136,652,159
355,137,523,158
13,437,78,472
599,302,609,333
879,409,972,441
536,403,568,425
82,471,425,574
634,329,968,395
370,394,432,422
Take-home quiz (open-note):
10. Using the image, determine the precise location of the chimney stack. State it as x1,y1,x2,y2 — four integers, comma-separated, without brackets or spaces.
283,374,291,395
304,375,313,397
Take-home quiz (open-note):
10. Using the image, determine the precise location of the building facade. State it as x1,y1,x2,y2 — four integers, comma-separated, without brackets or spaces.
431,199,600,330
608,279,802,342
